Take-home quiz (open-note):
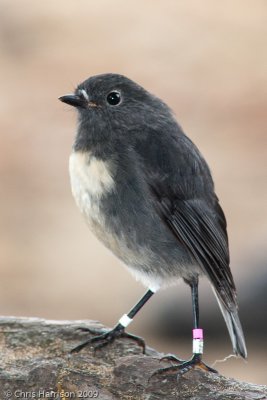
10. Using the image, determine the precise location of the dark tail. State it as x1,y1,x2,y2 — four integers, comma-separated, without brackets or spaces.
213,289,247,359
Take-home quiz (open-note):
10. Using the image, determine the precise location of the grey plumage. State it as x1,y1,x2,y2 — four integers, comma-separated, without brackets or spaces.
60,73,247,359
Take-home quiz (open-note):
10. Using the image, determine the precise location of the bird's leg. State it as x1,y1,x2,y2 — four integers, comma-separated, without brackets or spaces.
155,277,217,378
175,278,217,374
71,288,155,354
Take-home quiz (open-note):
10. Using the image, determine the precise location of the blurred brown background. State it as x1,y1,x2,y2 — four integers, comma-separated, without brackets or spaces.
0,0,266,385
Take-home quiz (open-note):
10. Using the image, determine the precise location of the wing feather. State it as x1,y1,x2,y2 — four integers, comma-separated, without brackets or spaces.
151,182,237,310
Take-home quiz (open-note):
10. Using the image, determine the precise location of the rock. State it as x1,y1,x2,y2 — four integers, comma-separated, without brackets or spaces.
0,317,266,400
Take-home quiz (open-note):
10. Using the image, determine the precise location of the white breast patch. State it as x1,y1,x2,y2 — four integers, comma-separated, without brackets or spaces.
69,151,115,223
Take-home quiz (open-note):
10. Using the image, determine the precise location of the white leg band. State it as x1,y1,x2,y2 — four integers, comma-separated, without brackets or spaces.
148,286,159,293
193,339,204,354
119,314,133,328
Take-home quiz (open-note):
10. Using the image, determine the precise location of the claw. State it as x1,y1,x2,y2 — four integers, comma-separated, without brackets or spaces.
150,354,218,381
71,328,120,353
71,324,146,354
75,326,104,334
121,332,146,353
71,338,93,353
159,354,184,364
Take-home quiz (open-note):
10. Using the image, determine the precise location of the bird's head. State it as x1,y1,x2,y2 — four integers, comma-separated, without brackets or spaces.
59,73,175,154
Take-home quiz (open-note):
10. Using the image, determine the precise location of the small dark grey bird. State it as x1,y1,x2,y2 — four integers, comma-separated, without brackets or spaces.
59,73,247,374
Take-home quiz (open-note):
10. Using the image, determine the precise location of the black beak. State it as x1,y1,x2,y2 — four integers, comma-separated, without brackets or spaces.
58,94,86,108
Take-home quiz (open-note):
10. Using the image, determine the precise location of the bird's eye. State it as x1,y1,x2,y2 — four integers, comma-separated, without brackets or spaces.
106,91,121,106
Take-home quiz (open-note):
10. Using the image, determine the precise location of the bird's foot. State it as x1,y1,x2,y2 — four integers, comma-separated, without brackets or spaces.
71,324,146,354
159,353,184,364
74,326,104,335
151,353,217,380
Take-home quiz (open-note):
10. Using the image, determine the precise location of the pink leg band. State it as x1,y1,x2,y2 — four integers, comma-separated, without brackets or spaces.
192,328,204,354
193,328,203,339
